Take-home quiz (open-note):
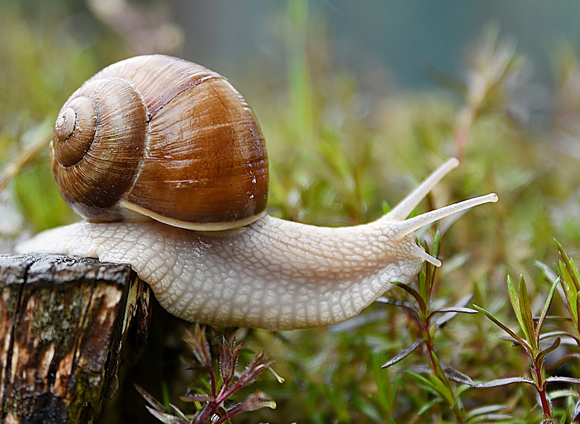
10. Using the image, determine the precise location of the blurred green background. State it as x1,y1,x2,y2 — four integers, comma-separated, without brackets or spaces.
2,0,580,423
2,0,580,239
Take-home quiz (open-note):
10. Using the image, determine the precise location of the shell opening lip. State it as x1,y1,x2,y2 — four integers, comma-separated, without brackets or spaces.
118,199,267,231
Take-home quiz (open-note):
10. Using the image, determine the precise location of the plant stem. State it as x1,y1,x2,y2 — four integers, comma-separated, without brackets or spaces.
0,130,50,193
533,366,552,423
423,332,440,378
422,320,465,424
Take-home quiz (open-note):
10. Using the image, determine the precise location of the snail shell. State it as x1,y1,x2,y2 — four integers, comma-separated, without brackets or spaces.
52,55,268,230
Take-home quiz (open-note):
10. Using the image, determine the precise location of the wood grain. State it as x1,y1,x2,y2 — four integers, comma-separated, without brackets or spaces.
0,254,150,424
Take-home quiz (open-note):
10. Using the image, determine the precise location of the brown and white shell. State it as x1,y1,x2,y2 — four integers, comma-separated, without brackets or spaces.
52,55,268,230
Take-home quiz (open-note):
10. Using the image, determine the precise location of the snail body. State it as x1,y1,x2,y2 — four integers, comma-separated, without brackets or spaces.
17,55,498,330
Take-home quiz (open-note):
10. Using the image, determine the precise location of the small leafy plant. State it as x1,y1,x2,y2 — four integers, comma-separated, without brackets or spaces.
475,268,580,423
542,240,580,421
381,233,509,423
137,325,276,424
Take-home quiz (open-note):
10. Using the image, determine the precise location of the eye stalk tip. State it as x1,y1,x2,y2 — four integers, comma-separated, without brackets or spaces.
412,244,442,267
448,157,460,168
481,193,499,204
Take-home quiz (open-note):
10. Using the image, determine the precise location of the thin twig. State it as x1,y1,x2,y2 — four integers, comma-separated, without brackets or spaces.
0,130,50,193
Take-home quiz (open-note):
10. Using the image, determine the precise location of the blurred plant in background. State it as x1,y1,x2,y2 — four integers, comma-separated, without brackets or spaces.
2,0,580,423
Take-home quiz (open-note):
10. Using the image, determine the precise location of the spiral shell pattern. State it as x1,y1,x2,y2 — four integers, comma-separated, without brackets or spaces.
51,55,268,229
52,78,148,221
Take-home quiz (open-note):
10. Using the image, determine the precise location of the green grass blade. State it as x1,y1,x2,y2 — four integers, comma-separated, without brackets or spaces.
556,239,580,291
517,275,536,349
473,304,532,357
406,371,454,406
416,397,443,416
391,282,427,314
427,373,456,406
576,295,580,335
537,337,561,365
536,279,560,342
406,372,440,397
506,275,525,337
557,261,578,323
424,231,440,301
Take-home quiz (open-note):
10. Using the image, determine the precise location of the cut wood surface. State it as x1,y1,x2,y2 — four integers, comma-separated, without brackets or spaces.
0,253,150,424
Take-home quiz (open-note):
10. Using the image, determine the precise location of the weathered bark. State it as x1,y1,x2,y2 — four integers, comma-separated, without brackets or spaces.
0,253,150,424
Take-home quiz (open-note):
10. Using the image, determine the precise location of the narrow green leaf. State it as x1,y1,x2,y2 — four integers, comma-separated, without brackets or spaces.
455,383,471,397
375,297,421,322
506,274,519,309
473,305,532,357
424,232,440,301
576,294,580,334
539,330,576,341
427,373,455,405
467,413,512,423
548,388,578,399
432,294,475,330
536,260,559,284
135,385,168,412
506,275,526,337
375,297,416,310
145,406,188,424
391,282,427,314
168,404,188,420
476,377,534,388
556,239,580,291
536,279,560,342
406,372,440,396
560,263,578,307
537,337,561,365
443,366,475,386
432,231,441,259
416,397,443,416
545,376,580,385
430,351,447,385
418,266,427,303
431,307,478,315
465,404,509,419
382,339,425,368
548,353,580,370
557,261,576,321
370,354,393,417
572,260,580,287
517,275,536,349
181,393,212,403
538,315,573,323
574,398,580,421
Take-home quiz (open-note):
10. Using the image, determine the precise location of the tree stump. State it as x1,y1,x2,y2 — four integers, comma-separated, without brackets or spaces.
0,253,150,424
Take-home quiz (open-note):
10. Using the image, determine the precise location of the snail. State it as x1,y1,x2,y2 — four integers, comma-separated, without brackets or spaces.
17,55,498,330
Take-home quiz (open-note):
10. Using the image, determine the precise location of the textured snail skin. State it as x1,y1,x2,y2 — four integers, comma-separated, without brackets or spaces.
17,158,498,330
